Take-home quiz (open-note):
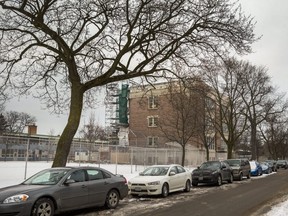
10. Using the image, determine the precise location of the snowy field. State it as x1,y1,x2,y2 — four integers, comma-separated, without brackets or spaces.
0,161,287,216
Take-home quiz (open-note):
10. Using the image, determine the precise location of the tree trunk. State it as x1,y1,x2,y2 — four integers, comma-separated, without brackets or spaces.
227,143,233,159
181,144,186,166
52,84,84,167
205,144,210,161
250,123,257,160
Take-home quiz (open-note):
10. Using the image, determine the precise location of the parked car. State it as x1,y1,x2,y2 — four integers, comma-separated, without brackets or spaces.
249,161,263,176
223,158,251,181
276,160,288,169
260,162,272,174
128,164,191,197
265,160,278,172
0,167,128,216
192,161,233,186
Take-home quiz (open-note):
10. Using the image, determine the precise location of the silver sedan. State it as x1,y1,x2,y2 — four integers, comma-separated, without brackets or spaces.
0,166,128,216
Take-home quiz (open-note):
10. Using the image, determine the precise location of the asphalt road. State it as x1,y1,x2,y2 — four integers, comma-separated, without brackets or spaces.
60,169,288,216
131,169,288,216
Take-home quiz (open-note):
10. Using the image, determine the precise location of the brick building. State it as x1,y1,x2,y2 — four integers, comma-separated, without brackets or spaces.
128,81,227,161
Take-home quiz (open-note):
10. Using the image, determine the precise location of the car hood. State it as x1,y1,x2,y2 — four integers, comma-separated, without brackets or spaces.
193,168,218,174
129,175,166,183
0,184,52,201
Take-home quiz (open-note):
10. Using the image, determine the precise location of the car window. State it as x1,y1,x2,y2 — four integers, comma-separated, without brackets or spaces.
221,162,228,168
103,171,112,178
68,170,86,182
170,166,178,174
87,169,104,181
176,166,186,173
225,160,240,166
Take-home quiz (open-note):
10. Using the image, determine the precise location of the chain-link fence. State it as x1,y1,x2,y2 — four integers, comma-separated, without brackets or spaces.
0,135,207,167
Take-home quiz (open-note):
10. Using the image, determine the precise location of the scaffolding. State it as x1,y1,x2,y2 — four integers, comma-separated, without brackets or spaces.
105,83,120,144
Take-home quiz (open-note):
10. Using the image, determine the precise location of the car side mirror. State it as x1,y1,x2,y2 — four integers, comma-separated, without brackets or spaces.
169,171,176,176
64,179,76,185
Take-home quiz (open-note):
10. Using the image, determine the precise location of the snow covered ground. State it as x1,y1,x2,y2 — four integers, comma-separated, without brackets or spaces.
0,161,287,216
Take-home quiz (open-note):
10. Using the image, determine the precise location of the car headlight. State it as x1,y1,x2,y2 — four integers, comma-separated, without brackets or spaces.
148,181,160,185
212,171,218,175
3,194,29,204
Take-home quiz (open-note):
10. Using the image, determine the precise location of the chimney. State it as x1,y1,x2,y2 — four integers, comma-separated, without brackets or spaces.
28,124,37,135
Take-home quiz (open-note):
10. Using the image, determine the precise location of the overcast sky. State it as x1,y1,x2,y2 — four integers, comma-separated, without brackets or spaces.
5,0,288,135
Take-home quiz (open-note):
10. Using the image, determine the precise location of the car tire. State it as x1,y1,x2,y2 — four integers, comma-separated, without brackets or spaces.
247,172,251,179
239,173,243,181
192,181,198,187
105,189,119,209
216,175,222,186
184,180,191,192
31,198,54,216
162,183,169,197
228,173,233,183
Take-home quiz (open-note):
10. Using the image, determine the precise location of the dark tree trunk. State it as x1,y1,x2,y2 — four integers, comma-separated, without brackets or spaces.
181,144,186,166
52,84,84,167
250,123,257,160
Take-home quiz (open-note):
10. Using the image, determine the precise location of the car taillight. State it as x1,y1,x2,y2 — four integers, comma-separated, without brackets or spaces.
122,176,128,184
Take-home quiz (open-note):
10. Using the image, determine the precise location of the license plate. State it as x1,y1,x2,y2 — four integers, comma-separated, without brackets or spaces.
199,176,203,180
135,187,141,192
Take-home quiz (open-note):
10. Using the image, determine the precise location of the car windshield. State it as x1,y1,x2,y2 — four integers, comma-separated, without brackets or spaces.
199,161,220,169
225,160,240,166
23,169,69,185
141,166,169,176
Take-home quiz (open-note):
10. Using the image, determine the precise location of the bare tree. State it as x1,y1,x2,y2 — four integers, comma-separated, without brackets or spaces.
203,59,249,159
79,113,107,142
5,111,36,133
0,0,257,167
158,79,202,166
238,62,288,160
79,112,106,161
0,113,7,135
260,114,288,160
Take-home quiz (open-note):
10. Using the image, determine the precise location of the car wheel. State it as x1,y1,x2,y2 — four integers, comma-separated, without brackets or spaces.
184,180,191,192
216,175,222,186
192,181,198,187
247,172,251,179
239,173,243,181
31,198,54,216
162,183,169,197
228,173,233,183
105,189,119,209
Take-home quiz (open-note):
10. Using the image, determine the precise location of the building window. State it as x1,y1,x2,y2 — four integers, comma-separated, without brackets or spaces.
148,96,158,109
147,116,158,127
207,136,215,150
147,136,158,146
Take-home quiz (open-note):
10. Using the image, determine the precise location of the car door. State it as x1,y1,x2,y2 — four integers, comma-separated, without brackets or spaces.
58,169,89,211
221,162,230,180
176,166,188,188
168,166,179,190
87,169,111,206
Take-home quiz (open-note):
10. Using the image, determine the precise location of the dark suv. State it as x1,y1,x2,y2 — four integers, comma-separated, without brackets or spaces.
224,159,251,181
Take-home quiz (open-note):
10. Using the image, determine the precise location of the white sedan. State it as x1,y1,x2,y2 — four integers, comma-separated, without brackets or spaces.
128,164,192,197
